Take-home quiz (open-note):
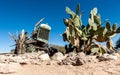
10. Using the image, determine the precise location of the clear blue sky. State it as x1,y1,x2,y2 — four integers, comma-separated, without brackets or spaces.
0,0,120,52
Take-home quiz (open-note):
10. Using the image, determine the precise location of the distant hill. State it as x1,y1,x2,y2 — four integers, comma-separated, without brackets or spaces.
49,44,66,53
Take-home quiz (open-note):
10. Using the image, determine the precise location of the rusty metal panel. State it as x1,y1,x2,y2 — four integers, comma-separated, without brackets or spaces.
37,24,51,43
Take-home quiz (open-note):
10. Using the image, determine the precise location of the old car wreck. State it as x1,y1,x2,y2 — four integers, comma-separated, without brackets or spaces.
9,18,56,55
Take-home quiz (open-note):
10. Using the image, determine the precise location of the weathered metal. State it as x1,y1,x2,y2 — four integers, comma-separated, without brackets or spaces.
36,24,51,43
9,18,51,54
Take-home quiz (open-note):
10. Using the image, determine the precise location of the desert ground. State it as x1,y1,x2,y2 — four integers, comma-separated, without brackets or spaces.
0,52,120,75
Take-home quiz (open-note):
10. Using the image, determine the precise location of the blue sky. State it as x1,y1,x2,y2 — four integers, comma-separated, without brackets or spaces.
0,0,120,52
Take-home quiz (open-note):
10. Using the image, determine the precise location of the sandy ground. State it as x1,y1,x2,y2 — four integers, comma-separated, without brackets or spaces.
0,59,120,75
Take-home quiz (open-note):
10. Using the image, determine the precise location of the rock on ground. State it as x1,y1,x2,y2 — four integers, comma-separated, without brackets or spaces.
97,53,118,61
51,52,64,61
38,53,50,61
0,51,120,75
58,52,87,66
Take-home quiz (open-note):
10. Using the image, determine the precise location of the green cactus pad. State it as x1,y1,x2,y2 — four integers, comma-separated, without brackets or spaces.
76,4,80,14
106,22,111,30
116,27,120,33
66,7,75,18
112,23,117,31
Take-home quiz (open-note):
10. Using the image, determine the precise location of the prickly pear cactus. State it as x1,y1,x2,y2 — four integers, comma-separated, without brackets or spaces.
88,8,101,31
62,4,83,49
62,4,120,54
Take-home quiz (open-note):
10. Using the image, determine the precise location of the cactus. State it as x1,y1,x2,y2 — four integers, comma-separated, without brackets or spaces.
93,22,120,51
62,4,83,50
115,37,120,49
9,29,27,54
62,4,120,54
116,27,120,33
88,8,101,31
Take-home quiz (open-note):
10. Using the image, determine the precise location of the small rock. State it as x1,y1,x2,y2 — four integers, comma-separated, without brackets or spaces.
78,52,86,57
0,55,6,63
112,53,120,57
97,53,118,61
46,61,51,65
19,59,30,65
12,56,23,62
68,52,77,58
51,52,64,61
38,51,46,55
29,59,40,65
87,56,98,63
58,52,86,66
107,55,118,60
38,54,50,61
